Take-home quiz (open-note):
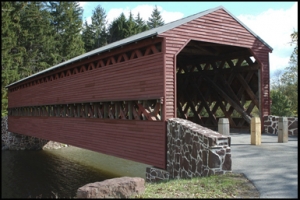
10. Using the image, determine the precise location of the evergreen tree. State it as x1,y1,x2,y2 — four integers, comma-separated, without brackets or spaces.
135,12,149,33
19,2,55,77
125,11,137,37
147,5,164,29
1,1,26,116
108,13,128,43
46,1,85,64
82,20,95,52
91,5,108,48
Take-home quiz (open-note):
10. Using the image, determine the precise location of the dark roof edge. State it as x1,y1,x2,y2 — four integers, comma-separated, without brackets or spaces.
6,5,273,88
6,32,158,88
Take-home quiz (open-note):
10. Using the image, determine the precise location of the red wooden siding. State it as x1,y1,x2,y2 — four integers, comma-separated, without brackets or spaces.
158,8,271,120
6,7,272,170
8,116,166,169
8,52,164,108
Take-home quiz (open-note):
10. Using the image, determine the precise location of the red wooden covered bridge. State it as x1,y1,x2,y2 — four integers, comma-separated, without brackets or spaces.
7,6,272,170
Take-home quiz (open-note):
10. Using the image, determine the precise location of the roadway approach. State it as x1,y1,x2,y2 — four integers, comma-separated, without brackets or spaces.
230,132,298,198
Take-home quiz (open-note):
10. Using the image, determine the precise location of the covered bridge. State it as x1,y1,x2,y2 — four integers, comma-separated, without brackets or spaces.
6,6,272,170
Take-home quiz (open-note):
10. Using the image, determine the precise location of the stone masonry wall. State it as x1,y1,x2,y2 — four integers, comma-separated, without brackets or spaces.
146,118,231,182
263,115,298,136
2,117,68,150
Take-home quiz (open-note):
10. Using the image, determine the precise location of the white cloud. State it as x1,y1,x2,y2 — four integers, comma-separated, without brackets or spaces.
81,2,297,76
78,2,87,8
237,2,298,75
103,5,184,27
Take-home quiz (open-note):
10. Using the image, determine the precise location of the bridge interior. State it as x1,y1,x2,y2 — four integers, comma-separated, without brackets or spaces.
176,40,260,130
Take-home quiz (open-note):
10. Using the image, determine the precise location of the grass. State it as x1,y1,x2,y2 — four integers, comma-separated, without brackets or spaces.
27,173,259,198
133,172,259,198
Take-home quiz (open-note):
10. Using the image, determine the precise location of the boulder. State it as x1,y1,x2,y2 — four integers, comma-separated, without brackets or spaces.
76,176,145,198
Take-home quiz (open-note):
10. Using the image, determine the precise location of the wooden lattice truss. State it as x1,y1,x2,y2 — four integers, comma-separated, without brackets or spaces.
8,99,163,121
176,52,260,129
9,39,162,92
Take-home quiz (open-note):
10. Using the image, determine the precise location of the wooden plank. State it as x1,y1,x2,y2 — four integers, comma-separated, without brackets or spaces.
8,116,166,168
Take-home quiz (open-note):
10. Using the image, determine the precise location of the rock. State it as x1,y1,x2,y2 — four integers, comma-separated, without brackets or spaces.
76,177,145,198
2,146,8,151
42,141,69,150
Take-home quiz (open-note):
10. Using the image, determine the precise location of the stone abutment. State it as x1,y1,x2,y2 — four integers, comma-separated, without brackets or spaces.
264,115,298,136
146,118,231,182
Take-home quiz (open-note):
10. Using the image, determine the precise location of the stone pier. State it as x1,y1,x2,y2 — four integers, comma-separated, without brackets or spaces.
264,115,298,136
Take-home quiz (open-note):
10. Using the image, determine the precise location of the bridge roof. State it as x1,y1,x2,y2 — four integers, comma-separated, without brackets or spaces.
6,5,272,88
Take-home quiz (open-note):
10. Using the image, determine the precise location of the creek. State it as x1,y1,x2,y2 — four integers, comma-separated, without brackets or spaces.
1,146,150,198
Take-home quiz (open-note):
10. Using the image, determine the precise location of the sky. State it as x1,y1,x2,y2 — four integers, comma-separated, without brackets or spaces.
78,1,298,77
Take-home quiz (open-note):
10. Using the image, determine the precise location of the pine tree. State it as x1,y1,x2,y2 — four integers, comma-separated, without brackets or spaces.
1,2,26,116
82,20,96,52
46,1,85,64
125,11,137,37
91,5,108,48
19,2,55,77
108,13,128,43
135,12,149,33
147,5,164,29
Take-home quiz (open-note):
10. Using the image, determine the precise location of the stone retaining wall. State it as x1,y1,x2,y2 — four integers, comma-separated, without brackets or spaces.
146,118,231,182
263,115,298,136
2,117,68,150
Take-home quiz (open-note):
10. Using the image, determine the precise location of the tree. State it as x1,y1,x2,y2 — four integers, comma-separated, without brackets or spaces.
147,5,164,29
135,12,149,33
46,1,85,64
270,31,298,117
90,5,108,48
281,31,298,85
270,90,293,117
82,20,96,52
270,69,284,90
125,11,138,37
280,31,298,116
1,1,26,116
108,13,128,43
19,2,55,77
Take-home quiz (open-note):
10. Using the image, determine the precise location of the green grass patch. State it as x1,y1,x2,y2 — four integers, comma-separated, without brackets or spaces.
133,173,251,198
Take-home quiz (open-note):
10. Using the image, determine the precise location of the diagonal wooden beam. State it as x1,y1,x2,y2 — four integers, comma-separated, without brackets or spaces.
204,76,251,124
188,79,217,126
236,73,260,108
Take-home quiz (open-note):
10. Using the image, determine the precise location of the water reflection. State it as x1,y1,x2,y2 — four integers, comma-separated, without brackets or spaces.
1,146,150,198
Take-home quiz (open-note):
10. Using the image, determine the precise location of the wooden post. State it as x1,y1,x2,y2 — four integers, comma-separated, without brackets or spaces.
57,105,60,117
115,102,119,119
94,104,98,118
63,105,66,117
251,117,261,145
48,106,51,116
84,103,88,118
128,101,133,119
77,104,81,117
278,117,288,143
104,103,108,118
